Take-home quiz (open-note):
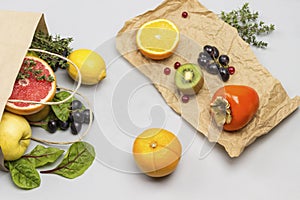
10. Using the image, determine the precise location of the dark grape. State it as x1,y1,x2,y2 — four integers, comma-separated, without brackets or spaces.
82,109,94,124
199,52,211,60
68,114,74,123
58,120,69,131
211,46,219,59
218,67,230,82
203,45,213,56
70,100,83,110
197,57,211,68
47,120,58,133
71,122,82,135
72,111,84,123
219,55,230,66
206,63,220,75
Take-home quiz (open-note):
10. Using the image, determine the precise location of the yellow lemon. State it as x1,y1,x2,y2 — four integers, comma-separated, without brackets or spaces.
67,49,106,85
136,19,180,60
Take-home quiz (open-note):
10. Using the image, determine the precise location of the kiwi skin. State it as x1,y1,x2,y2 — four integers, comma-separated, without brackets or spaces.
175,63,204,95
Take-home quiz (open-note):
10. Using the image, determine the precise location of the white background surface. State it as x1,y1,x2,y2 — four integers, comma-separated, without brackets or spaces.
1,0,300,199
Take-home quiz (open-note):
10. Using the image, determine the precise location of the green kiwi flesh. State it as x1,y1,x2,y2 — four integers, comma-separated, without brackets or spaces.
175,63,204,95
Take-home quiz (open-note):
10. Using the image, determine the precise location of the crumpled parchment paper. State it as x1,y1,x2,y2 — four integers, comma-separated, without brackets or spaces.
116,0,300,157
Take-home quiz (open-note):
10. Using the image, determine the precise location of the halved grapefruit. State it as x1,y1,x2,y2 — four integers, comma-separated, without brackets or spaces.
6,56,56,115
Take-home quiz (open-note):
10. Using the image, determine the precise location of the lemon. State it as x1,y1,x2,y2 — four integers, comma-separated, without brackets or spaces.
67,49,106,85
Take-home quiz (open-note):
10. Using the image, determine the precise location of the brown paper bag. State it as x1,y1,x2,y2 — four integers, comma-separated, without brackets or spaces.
0,10,48,120
116,0,300,157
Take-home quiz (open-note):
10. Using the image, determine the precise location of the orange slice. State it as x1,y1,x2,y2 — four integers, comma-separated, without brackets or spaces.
136,19,179,60
6,56,56,115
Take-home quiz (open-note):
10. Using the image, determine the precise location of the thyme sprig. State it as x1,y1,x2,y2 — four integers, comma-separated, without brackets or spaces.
220,3,275,48
17,59,54,83
30,31,73,70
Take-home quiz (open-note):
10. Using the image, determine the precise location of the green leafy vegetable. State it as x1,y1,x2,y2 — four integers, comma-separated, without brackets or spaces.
28,109,57,131
51,91,74,122
40,142,95,179
22,145,64,168
8,159,41,190
30,31,73,70
220,3,275,48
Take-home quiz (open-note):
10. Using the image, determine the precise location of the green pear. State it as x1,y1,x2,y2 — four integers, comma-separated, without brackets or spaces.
0,112,31,161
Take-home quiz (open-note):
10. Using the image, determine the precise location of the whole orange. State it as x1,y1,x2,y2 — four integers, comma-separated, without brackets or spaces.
132,128,182,178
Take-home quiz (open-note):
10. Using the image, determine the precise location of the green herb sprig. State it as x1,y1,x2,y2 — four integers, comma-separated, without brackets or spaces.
220,3,275,48
17,59,54,82
30,31,73,70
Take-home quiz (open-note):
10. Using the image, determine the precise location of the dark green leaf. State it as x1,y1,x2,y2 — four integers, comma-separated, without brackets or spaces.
22,145,64,168
40,142,95,179
8,159,40,190
51,91,74,122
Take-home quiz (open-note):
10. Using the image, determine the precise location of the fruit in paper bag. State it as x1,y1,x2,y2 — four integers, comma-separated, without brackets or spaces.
6,56,56,115
136,19,179,60
133,128,182,177
175,63,204,95
25,105,51,122
67,49,106,85
210,85,259,131
0,112,31,161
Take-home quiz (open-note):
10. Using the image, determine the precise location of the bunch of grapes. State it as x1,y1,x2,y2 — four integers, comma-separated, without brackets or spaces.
197,45,235,82
47,100,93,135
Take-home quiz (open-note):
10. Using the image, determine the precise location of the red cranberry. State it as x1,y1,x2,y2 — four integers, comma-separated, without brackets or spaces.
164,67,171,75
228,66,235,75
174,62,181,69
181,95,189,103
182,11,188,18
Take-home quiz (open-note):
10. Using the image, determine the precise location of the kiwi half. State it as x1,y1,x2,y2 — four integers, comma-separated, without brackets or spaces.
175,63,204,95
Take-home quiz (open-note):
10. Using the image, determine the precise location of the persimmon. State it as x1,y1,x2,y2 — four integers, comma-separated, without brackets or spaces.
210,85,259,131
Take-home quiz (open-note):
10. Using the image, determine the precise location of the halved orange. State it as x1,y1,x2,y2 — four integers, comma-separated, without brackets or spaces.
132,128,182,177
6,56,56,115
136,19,180,60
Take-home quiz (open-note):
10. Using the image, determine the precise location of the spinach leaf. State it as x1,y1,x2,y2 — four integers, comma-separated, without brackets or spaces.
40,142,95,179
8,159,40,190
22,145,64,168
51,91,74,122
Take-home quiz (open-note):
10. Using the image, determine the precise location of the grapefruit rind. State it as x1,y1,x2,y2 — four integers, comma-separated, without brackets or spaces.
6,56,56,115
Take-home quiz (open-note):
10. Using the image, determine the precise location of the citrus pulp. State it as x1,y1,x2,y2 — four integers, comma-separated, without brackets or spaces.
6,56,56,115
136,19,179,60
